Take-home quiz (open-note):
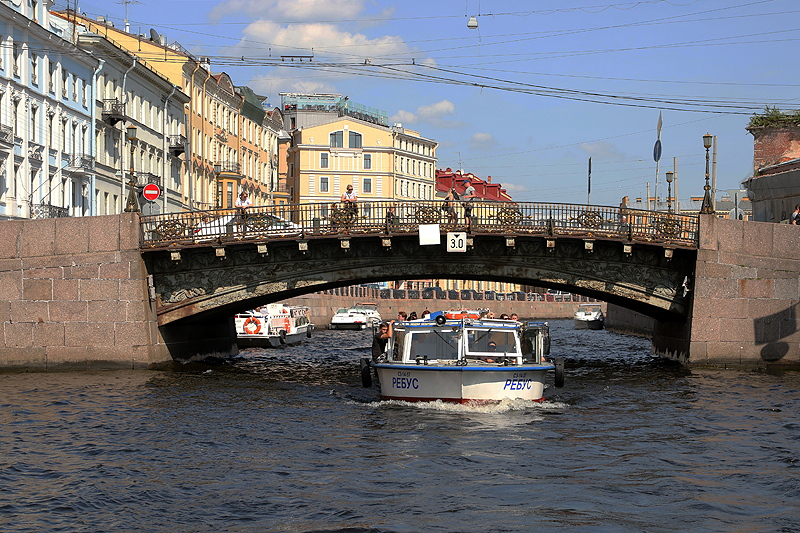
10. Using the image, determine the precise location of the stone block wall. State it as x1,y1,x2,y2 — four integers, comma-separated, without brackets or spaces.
688,215,800,366
0,213,170,371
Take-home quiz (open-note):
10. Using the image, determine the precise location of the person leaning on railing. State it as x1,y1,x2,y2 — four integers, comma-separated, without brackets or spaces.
341,185,358,216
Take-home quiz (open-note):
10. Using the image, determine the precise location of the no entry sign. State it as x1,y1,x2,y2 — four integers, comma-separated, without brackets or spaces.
142,183,160,201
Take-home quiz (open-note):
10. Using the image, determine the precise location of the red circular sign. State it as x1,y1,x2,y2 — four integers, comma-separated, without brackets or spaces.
143,183,160,201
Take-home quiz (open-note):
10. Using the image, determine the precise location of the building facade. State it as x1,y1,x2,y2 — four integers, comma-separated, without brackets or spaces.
0,1,100,219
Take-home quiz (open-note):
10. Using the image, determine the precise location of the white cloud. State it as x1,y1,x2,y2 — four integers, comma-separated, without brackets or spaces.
579,141,625,160
230,21,411,60
210,0,365,23
469,132,497,151
390,100,466,129
501,182,528,193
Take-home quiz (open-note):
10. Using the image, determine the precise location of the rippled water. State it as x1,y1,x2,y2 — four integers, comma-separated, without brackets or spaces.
1,321,799,532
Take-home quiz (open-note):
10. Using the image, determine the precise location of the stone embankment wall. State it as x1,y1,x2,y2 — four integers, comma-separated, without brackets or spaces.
0,214,168,371
654,215,800,367
605,304,654,338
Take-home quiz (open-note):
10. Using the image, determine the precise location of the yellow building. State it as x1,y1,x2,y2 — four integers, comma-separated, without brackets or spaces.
289,119,438,204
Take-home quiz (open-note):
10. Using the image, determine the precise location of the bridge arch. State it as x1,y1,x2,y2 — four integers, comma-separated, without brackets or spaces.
146,233,696,360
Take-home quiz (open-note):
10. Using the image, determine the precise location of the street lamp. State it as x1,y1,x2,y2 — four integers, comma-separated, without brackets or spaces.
467,16,478,29
666,171,673,213
700,132,714,214
124,124,139,212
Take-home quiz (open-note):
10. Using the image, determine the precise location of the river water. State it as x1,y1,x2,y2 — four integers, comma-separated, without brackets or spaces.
1,320,799,532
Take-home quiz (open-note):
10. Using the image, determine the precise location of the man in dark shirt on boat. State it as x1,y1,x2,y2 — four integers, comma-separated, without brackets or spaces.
372,321,392,361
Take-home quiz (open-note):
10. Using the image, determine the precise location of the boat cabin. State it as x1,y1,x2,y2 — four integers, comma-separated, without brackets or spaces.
385,318,549,366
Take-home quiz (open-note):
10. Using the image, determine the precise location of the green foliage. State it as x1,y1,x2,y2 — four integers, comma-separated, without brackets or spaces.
748,106,800,128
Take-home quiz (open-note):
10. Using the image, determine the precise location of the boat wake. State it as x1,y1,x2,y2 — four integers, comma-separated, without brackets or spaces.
352,397,569,414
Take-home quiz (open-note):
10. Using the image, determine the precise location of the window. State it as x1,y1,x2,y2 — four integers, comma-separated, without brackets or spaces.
48,61,54,92
320,176,329,192
363,154,371,170
329,131,343,148
62,69,68,98
290,117,296,129
72,74,77,101
30,53,37,84
349,131,362,148
320,152,328,169
13,43,19,76
363,177,372,194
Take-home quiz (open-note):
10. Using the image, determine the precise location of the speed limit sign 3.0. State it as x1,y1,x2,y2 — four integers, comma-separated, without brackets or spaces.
446,232,467,252
142,183,160,202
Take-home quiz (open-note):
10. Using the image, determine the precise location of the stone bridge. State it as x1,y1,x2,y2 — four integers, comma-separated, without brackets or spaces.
0,201,798,369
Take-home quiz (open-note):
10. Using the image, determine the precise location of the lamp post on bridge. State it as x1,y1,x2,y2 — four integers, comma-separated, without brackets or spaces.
666,171,673,214
124,124,139,213
700,132,714,214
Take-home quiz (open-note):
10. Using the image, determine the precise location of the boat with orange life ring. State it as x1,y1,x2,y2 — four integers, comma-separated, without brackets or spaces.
234,304,314,347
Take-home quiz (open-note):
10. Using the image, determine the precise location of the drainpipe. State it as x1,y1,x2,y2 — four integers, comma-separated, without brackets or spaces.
120,57,136,208
188,62,200,211
162,84,176,214
90,58,104,216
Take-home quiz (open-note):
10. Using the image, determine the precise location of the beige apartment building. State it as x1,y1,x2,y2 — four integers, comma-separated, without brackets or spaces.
283,94,437,210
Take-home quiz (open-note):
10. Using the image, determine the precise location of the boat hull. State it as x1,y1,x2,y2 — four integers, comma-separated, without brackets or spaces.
238,326,310,347
373,363,553,403
574,318,604,330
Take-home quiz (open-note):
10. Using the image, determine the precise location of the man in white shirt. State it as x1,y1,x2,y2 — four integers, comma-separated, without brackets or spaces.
341,184,358,221
234,191,252,233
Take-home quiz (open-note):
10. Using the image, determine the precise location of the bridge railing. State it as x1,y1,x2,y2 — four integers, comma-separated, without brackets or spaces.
139,200,699,249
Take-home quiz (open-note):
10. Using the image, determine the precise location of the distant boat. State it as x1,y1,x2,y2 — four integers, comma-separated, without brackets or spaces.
329,302,381,330
235,304,314,347
574,303,604,330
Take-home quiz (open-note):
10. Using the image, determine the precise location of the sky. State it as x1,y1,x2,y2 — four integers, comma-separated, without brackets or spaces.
61,0,800,207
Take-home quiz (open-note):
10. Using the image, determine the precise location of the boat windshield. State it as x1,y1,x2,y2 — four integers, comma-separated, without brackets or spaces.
406,328,460,361
465,329,518,355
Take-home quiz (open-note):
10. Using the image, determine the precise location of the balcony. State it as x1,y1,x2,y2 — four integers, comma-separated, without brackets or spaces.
31,202,70,219
102,98,125,126
213,161,241,176
168,134,186,156
0,125,13,151
133,171,161,188
67,154,95,174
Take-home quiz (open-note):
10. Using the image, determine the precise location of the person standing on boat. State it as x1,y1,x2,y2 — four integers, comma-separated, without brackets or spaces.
461,179,476,229
372,321,392,361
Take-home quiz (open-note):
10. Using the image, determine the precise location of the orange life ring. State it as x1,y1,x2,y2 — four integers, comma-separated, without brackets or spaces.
445,310,481,320
243,317,261,335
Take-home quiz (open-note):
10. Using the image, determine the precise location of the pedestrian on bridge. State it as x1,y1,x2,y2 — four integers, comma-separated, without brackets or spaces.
792,204,800,225
461,180,476,229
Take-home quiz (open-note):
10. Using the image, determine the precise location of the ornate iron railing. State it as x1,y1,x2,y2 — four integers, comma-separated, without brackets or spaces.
31,202,70,219
140,200,699,250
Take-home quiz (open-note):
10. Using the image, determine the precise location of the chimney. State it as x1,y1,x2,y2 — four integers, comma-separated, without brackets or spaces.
747,124,800,173
487,175,492,183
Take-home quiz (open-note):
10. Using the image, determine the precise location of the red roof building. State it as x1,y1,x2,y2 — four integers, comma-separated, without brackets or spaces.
435,168,513,202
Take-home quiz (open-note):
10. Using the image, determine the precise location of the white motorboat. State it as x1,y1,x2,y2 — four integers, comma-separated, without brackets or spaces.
235,304,314,347
361,311,563,404
574,303,605,330
329,302,381,330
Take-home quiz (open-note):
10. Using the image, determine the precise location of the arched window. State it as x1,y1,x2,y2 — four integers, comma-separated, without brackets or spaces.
348,131,362,148
330,131,343,147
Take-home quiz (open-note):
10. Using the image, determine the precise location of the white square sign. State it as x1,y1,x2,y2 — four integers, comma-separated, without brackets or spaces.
446,232,467,252
419,224,441,246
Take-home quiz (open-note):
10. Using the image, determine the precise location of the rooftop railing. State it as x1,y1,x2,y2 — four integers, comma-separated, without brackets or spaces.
140,200,700,250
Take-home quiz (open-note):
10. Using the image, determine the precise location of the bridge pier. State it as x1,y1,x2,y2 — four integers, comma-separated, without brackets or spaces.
679,215,800,367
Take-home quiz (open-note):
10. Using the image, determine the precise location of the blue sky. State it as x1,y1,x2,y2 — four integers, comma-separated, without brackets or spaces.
64,0,799,206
